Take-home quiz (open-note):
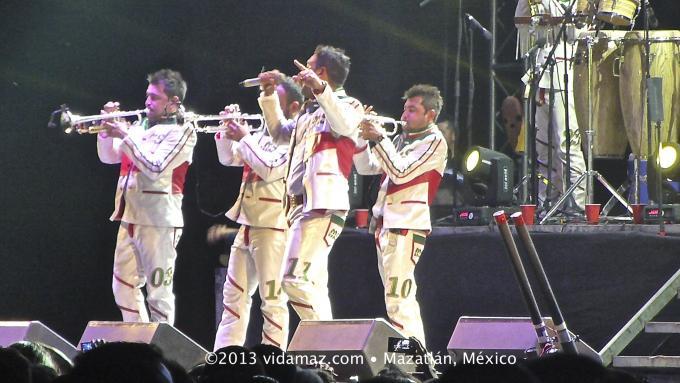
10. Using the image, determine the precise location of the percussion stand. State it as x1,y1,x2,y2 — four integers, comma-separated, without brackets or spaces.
641,0,666,233
520,12,569,216
539,3,633,224
531,0,581,221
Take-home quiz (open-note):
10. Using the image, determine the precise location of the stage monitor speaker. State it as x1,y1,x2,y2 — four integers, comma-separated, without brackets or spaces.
79,321,207,370
0,321,78,361
288,319,416,380
448,316,600,363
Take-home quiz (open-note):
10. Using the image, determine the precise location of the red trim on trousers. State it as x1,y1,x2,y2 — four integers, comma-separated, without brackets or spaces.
262,313,283,331
390,319,405,330
149,304,168,320
223,305,241,319
262,332,281,347
114,274,135,289
228,275,245,292
289,300,314,310
118,304,140,314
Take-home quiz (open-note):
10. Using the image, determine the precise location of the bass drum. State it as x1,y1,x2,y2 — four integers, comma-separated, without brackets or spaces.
573,30,629,158
620,30,680,158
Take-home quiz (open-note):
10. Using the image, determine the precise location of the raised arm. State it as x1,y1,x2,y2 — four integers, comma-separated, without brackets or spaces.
258,92,295,145
97,134,123,164
96,101,124,164
352,136,382,175
292,59,363,138
315,86,364,138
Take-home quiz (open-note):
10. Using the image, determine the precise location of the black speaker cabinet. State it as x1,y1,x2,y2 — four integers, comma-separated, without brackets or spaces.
79,321,207,370
448,316,600,363
288,319,416,379
0,321,78,361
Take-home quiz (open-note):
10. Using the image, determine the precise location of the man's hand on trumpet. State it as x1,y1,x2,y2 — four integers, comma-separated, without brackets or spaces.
219,104,249,142
222,120,251,142
100,101,130,139
359,105,386,142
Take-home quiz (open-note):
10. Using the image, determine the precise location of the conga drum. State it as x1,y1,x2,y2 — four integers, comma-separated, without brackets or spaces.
619,31,680,158
576,0,598,18
573,30,629,158
597,0,640,26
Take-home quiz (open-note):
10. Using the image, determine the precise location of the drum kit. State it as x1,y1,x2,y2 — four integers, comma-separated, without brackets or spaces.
517,0,680,221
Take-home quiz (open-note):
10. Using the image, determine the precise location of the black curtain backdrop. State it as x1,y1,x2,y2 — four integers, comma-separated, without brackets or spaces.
1,0,679,351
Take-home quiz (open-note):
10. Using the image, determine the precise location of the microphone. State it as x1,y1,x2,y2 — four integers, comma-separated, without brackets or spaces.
239,77,262,88
523,44,542,60
464,13,492,41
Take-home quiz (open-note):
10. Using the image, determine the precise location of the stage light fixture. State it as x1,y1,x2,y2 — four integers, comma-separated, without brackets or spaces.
658,142,680,178
462,146,514,206
647,142,680,205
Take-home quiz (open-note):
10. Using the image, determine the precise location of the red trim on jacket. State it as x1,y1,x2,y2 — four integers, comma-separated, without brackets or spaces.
311,132,356,179
120,154,136,176
385,170,443,204
172,161,190,194
241,164,263,183
376,138,443,180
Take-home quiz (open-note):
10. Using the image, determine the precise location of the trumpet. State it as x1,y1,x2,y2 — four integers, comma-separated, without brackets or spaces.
362,115,405,136
48,105,146,134
184,111,265,134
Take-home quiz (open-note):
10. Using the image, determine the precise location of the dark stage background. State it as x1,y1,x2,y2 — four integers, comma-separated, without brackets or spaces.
1,0,679,352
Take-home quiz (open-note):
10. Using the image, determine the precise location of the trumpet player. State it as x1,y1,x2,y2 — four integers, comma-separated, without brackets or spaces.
257,45,364,322
354,85,448,347
214,77,303,350
96,69,197,325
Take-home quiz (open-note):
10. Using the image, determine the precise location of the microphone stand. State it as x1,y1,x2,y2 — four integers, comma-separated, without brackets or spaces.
453,1,462,147
465,18,475,150
452,0,463,208
526,47,539,205
641,1,665,234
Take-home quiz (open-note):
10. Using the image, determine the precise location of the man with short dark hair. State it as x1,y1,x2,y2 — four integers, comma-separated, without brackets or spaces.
213,76,303,350
256,45,364,321
97,69,197,324
355,84,448,346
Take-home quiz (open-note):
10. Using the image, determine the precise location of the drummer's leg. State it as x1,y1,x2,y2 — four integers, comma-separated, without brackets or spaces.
535,94,563,207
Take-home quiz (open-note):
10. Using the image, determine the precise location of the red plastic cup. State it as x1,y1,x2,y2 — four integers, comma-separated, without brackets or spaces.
520,204,536,225
355,209,369,228
585,204,601,225
632,204,646,224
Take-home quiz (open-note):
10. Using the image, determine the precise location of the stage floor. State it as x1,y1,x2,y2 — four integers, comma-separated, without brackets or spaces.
218,224,680,359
